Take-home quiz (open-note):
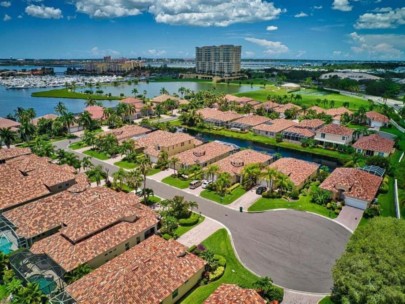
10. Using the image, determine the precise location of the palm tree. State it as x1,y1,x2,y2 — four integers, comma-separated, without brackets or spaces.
113,168,127,190
261,167,279,192
205,164,219,182
78,111,95,130
81,156,93,172
126,168,143,193
276,173,293,195
55,101,67,116
61,112,76,134
169,156,180,176
131,88,138,97
215,172,232,199
19,120,35,141
85,98,98,107
13,282,47,304
178,87,186,97
160,87,169,95
241,164,261,189
87,165,106,186
138,155,152,201
82,130,97,148
0,127,16,148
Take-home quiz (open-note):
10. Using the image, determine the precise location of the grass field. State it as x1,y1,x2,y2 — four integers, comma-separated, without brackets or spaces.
200,186,246,205
378,177,396,218
162,175,191,189
32,88,121,100
83,149,109,160
180,229,260,304
114,160,137,169
175,214,205,237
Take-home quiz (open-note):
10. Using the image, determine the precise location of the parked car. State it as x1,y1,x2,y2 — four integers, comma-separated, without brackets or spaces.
202,180,211,189
189,180,202,189
256,186,267,195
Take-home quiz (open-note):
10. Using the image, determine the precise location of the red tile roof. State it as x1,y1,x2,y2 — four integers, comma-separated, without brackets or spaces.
224,94,254,104
151,94,179,103
205,284,266,304
32,114,58,126
231,115,271,127
325,107,353,117
317,124,354,136
273,103,301,114
30,189,158,272
120,97,143,105
297,119,325,130
85,106,105,120
366,111,389,123
0,117,20,130
320,168,382,203
283,126,315,138
66,235,206,304
197,108,242,123
102,125,150,142
353,134,395,154
253,119,297,133
308,106,326,114
0,147,31,162
269,158,319,187
253,101,280,110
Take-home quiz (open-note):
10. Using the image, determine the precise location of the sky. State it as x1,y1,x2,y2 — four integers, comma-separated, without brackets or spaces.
0,0,405,60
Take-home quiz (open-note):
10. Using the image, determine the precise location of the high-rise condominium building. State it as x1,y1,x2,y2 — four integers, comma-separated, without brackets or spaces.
195,45,241,77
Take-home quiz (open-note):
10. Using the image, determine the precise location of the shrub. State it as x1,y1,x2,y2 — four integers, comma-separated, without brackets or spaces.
227,183,240,193
262,191,282,199
275,133,283,143
188,245,197,253
379,182,389,194
209,266,225,281
214,254,227,267
179,214,200,226
364,205,381,218
162,233,172,240
289,189,300,200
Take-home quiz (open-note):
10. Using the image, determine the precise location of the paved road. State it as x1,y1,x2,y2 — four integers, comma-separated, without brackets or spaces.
55,139,351,293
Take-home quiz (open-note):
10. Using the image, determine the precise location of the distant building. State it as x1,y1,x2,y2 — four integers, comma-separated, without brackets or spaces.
196,45,241,77
84,58,144,74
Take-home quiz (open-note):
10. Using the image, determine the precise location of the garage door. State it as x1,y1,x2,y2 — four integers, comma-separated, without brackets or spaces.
344,196,368,210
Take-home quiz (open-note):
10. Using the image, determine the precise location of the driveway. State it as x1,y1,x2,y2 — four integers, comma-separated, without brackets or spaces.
148,169,174,181
177,217,223,247
228,188,261,211
334,206,364,232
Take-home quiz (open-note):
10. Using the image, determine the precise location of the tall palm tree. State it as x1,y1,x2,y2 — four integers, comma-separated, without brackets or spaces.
126,168,142,193
160,87,169,95
0,127,16,148
78,111,95,130
205,164,219,182
138,155,152,201
277,173,293,196
19,120,35,141
241,163,261,189
131,88,138,96
87,165,106,186
61,112,76,134
55,101,67,116
81,156,93,172
113,168,127,190
261,167,279,192
169,156,180,176
85,98,98,107
215,172,232,199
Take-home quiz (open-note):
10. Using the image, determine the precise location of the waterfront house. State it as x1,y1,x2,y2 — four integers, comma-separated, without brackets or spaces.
266,158,319,189
120,97,148,119
228,115,271,131
320,168,382,210
213,149,273,184
314,124,354,146
253,119,296,138
253,101,280,113
282,126,315,143
352,134,395,157
197,108,242,127
365,111,389,129
135,130,202,163
30,188,158,272
273,103,302,119
205,284,266,304
84,106,105,121
101,124,151,142
0,117,20,132
32,114,58,126
65,235,206,304
296,119,325,131
224,94,260,108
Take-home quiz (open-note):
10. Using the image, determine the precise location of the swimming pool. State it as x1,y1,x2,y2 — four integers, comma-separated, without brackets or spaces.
0,236,13,254
28,274,57,295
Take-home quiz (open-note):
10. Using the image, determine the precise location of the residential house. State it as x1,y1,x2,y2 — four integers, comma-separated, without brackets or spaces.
84,106,105,121
253,101,280,113
325,107,353,125
172,141,236,170
253,119,297,138
197,108,242,127
266,158,319,189
65,235,206,304
204,284,266,304
365,111,389,129
120,97,147,119
296,119,325,131
101,124,150,142
30,188,159,272
315,124,354,146
32,114,58,126
307,106,326,115
0,147,31,163
224,94,260,108
320,168,382,210
228,115,271,131
353,134,395,157
0,117,20,131
151,94,179,105
282,126,315,143
273,103,301,119
135,130,203,163
213,149,272,184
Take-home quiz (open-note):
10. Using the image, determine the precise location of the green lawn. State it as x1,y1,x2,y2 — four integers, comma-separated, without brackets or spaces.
114,160,137,169
180,229,260,304
162,175,191,189
83,149,109,160
147,168,161,176
319,296,334,304
200,186,246,205
248,193,337,219
378,177,396,217
69,141,88,150
142,195,161,205
31,88,121,100
175,214,205,237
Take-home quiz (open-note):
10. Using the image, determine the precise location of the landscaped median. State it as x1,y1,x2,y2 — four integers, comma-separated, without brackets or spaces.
200,186,246,205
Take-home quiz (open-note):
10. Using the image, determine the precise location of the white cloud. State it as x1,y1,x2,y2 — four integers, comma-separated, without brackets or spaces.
349,32,405,59
25,5,63,19
313,5,322,10
245,51,255,57
0,1,11,8
72,0,284,26
332,0,352,12
90,46,120,57
245,37,289,55
355,7,405,29
147,49,166,56
333,50,342,56
3,14,11,21
266,25,278,31
294,12,308,18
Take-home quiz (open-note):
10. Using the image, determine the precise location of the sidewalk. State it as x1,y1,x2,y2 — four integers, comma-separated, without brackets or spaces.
176,217,223,247
148,168,174,181
228,188,261,211
282,290,325,304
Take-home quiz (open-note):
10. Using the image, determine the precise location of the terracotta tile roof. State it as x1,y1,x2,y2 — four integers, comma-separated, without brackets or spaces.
85,106,105,120
269,158,319,187
317,124,354,136
253,119,297,133
231,115,271,127
224,94,254,104
102,125,150,142
308,106,326,114
197,108,242,123
30,189,158,272
205,284,266,304
283,126,315,138
120,97,143,105
0,147,31,162
297,119,325,130
0,117,20,129
353,134,395,154
32,114,58,126
214,149,272,176
273,103,301,114
366,111,389,123
135,130,201,158
320,168,382,203
151,94,179,103
253,100,280,110
174,141,235,166
325,107,353,117
66,235,206,304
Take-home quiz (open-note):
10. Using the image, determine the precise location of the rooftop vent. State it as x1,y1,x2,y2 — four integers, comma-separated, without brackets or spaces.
193,150,206,157
231,159,244,167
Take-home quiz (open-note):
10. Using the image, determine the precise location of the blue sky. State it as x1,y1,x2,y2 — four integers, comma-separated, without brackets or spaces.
1,0,405,60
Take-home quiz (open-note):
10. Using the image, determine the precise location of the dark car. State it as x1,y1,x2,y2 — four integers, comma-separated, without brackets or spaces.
256,186,267,195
